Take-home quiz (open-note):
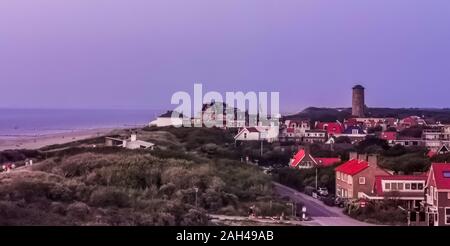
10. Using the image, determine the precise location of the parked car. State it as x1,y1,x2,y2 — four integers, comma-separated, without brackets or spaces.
317,187,329,197
334,197,346,208
322,195,336,207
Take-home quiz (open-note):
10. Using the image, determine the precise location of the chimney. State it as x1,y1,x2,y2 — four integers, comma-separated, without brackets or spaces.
368,154,378,167
131,132,137,142
358,153,368,162
349,152,358,160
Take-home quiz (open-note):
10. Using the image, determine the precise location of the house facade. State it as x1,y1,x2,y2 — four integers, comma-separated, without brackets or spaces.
393,137,424,147
422,128,450,152
424,163,450,226
234,126,279,143
360,175,427,210
303,130,328,143
279,120,310,142
330,126,367,144
335,153,390,200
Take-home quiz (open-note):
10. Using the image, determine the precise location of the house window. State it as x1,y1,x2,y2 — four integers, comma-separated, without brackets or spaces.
446,208,450,225
391,183,398,190
411,183,418,190
398,183,404,190
244,133,248,139
405,183,411,190
418,183,424,190
385,183,391,190
359,177,366,185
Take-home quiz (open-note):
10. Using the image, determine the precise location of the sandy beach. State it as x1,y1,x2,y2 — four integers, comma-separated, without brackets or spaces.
0,128,116,151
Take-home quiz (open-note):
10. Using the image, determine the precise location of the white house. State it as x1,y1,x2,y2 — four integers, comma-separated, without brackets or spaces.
149,111,184,127
234,125,279,143
279,120,310,142
106,133,155,150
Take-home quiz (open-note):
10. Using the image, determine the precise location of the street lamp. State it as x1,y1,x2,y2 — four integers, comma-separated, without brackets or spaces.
286,202,296,218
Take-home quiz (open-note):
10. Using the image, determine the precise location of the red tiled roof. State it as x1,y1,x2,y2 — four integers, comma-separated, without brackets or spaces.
291,150,339,168
290,149,306,167
374,175,427,196
401,116,421,125
335,159,369,175
427,150,437,158
381,131,397,141
316,122,344,135
431,163,450,190
315,158,341,167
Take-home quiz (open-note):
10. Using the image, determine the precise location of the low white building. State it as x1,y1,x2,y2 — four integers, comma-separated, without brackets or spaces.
106,133,155,150
149,111,184,127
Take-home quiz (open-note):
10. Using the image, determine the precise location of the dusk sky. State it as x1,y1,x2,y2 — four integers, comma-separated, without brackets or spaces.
1,0,449,113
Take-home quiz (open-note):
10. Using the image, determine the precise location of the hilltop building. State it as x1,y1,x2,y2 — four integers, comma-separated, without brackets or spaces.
352,85,365,117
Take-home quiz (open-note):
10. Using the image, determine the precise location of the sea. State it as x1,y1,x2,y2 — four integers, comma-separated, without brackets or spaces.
0,108,162,137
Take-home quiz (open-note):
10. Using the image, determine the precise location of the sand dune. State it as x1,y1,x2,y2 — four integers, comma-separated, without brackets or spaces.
0,128,115,151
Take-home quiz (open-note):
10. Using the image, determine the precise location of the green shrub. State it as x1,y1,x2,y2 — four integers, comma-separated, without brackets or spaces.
89,187,131,208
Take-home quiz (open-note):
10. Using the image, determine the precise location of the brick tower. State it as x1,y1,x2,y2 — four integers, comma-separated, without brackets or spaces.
352,85,365,117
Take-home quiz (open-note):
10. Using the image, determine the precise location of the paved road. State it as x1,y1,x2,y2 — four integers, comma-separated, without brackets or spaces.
273,182,375,226
209,214,319,226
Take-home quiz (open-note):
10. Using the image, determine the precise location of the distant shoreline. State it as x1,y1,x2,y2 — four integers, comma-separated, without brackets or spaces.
0,127,122,151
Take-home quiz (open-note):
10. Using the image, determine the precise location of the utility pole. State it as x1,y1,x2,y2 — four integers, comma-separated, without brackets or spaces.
260,141,263,156
315,168,318,190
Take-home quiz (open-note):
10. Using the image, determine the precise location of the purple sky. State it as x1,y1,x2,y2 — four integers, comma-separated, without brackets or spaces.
1,0,449,113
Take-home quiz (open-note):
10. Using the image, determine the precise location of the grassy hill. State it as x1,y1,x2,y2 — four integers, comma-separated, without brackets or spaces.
0,127,289,226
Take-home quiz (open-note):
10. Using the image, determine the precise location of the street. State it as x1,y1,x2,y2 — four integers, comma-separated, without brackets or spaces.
273,182,375,226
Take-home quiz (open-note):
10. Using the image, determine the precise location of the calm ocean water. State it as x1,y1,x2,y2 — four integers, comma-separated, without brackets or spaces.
0,108,161,137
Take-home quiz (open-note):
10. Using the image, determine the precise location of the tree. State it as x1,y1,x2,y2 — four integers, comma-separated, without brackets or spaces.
379,153,431,174
431,153,450,163
367,126,383,134
357,136,390,153
382,144,406,157
335,136,351,144
399,126,424,138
